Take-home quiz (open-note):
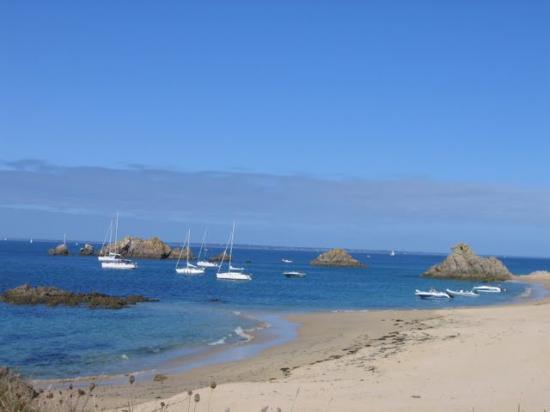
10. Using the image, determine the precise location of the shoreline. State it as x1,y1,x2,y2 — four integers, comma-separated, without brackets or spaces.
30,275,550,411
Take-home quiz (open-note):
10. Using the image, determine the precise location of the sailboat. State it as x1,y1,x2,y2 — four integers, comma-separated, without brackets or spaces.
176,229,205,275
29,238,33,244
390,250,396,257
216,223,251,281
101,213,137,270
98,220,121,262
196,230,218,268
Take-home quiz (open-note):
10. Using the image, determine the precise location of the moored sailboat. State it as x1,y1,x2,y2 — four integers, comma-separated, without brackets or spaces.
176,229,205,276
216,222,251,281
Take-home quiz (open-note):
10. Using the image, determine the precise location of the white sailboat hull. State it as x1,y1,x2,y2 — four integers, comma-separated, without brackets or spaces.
101,260,137,270
176,267,205,275
197,261,218,268
217,272,252,281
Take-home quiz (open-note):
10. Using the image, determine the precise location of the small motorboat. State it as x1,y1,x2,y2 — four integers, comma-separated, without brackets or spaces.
282,259,293,263
446,289,478,297
415,289,452,299
473,285,503,293
284,271,306,278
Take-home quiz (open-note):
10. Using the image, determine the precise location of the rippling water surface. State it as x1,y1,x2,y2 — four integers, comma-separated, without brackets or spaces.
0,240,546,379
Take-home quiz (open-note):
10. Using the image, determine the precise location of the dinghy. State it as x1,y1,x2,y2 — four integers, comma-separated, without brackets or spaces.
446,289,478,297
284,271,306,278
472,285,503,293
415,289,452,299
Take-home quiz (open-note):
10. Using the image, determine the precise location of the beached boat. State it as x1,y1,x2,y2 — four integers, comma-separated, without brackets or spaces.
473,285,503,293
415,289,452,299
282,258,293,263
284,271,306,278
217,222,252,281
176,230,205,276
196,229,219,268
446,289,478,297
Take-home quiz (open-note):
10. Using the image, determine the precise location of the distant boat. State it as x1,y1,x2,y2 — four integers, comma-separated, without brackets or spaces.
390,250,396,257
176,229,205,276
101,259,138,270
100,213,137,270
196,229,218,268
473,285,503,293
282,258,293,263
217,222,251,281
29,238,33,244
284,271,306,278
415,289,452,299
446,289,478,297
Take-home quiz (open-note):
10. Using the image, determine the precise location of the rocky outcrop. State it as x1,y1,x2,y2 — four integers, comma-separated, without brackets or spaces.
167,247,194,260
310,248,364,267
100,236,184,259
79,243,95,256
209,252,230,263
423,243,512,281
48,243,69,256
0,284,158,309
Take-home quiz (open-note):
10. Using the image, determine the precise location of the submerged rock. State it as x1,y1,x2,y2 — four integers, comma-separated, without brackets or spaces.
79,243,95,256
48,243,69,256
423,243,512,281
310,248,364,267
0,284,158,309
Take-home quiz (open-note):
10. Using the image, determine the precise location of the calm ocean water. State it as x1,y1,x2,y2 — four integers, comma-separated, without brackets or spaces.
0,240,547,379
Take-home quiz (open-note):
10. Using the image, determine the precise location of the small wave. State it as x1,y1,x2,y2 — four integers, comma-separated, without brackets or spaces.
234,326,254,342
121,354,129,360
208,337,227,346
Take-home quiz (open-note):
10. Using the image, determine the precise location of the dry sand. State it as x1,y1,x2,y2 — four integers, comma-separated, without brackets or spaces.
39,275,550,411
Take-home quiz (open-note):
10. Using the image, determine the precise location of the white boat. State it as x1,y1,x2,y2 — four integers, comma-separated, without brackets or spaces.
176,229,205,276
284,271,306,278
390,250,396,256
446,289,478,297
101,259,137,270
415,289,452,299
100,213,137,270
473,285,503,293
195,229,219,268
282,258,293,263
216,222,252,281
29,238,33,244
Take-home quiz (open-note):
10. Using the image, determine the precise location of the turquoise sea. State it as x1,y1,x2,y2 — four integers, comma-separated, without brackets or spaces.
0,240,547,380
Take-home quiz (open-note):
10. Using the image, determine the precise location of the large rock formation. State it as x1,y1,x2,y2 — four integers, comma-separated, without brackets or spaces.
79,243,95,256
423,243,512,281
1,284,157,309
100,236,194,260
48,243,69,256
310,248,364,267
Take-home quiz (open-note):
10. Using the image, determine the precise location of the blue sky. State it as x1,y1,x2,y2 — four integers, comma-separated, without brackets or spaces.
1,1,549,255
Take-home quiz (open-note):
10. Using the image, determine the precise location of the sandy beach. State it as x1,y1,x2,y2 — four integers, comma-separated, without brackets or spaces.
43,275,546,412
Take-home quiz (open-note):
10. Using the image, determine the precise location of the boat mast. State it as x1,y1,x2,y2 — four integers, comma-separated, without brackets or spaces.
197,229,207,261
228,221,236,269
114,212,119,254
186,229,191,267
